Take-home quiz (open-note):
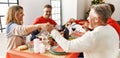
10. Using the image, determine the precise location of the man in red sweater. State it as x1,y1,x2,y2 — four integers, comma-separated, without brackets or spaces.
107,3,120,39
33,4,57,26
30,4,57,41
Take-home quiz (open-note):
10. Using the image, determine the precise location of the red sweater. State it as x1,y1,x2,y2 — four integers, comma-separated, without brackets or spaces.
33,16,57,26
107,18,120,39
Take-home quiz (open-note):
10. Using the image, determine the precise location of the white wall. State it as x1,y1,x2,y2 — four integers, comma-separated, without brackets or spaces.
19,0,50,25
62,0,77,24
61,0,88,24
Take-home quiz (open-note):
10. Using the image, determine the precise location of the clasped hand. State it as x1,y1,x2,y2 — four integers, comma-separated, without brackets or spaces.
44,23,54,33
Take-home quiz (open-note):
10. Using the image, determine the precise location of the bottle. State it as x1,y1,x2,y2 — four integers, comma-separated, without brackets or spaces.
63,28,69,40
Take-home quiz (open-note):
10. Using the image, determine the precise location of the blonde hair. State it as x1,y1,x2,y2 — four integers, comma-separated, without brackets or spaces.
6,5,23,25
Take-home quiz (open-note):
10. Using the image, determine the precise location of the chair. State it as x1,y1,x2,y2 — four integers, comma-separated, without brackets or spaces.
0,15,5,32
117,21,120,25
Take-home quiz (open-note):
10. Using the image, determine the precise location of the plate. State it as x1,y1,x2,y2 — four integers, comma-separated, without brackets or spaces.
49,46,68,55
69,35,77,40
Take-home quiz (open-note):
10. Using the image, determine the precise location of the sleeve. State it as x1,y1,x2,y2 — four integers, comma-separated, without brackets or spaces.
30,30,40,41
75,20,81,24
11,25,27,36
51,29,95,52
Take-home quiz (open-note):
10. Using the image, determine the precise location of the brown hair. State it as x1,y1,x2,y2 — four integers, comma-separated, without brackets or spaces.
106,3,115,14
44,4,52,9
6,5,23,25
90,4,112,23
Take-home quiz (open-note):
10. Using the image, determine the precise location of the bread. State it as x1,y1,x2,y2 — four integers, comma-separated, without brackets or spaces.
17,45,28,50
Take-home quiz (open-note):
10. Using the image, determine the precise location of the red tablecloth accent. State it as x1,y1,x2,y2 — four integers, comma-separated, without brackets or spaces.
6,50,49,58
6,47,80,58
66,52,80,58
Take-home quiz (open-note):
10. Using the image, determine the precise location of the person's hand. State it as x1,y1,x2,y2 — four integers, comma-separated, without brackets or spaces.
46,24,55,33
69,18,76,23
35,23,50,30
82,22,89,32
65,18,76,27
38,28,41,32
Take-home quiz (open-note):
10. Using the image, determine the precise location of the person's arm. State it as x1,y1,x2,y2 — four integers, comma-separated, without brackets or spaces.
12,24,48,36
25,24,43,35
46,24,94,52
50,29,94,52
65,18,76,27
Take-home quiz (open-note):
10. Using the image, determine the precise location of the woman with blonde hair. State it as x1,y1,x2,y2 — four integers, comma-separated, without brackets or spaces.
6,5,48,50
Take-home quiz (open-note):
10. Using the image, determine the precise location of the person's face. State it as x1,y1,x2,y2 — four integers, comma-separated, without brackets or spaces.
17,9,24,22
87,9,98,29
43,8,52,19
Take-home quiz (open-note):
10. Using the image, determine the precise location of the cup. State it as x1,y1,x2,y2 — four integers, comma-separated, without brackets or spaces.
33,39,40,53
39,43,45,53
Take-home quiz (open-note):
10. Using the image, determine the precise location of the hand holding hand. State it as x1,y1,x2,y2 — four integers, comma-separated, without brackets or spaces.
82,22,89,31
69,18,76,23
46,24,54,33
36,23,55,33
65,18,76,27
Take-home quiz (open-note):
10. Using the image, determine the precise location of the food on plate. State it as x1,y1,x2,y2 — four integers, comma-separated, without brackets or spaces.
17,45,28,50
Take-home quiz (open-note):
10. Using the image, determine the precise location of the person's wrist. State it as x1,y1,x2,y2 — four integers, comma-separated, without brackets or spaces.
36,24,43,28
50,29,56,34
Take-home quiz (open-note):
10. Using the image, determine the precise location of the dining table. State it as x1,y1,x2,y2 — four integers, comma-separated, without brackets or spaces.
6,45,80,58
6,20,87,58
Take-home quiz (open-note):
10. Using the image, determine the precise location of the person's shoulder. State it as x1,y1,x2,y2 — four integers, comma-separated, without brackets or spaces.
7,22,18,31
107,18,119,25
9,22,17,26
107,18,116,22
35,16,43,20
49,18,55,21
33,16,44,24
34,16,43,22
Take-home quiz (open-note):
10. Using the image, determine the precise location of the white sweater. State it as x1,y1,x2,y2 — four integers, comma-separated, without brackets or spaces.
51,25,119,58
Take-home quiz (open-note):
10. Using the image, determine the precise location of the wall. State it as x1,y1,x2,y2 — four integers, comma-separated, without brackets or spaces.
61,0,88,24
19,0,50,25
61,0,77,24
77,0,86,19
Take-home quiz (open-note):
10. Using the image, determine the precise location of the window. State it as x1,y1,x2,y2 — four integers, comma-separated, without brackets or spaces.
0,0,19,33
50,0,62,25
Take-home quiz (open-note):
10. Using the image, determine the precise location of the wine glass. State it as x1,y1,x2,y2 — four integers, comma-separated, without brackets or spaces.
55,25,63,32
40,29,51,50
72,28,76,31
